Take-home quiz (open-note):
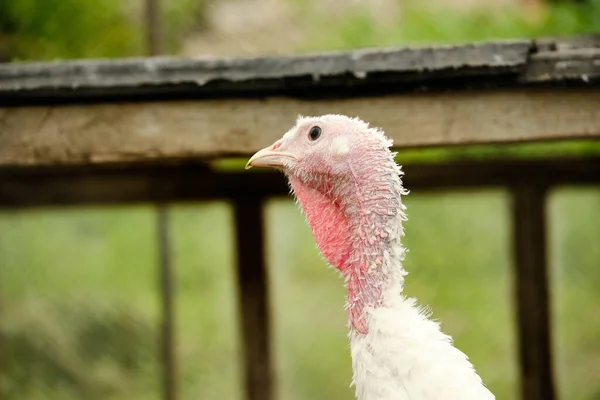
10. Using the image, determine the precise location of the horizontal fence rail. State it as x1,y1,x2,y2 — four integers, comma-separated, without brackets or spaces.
0,157,599,207
0,88,599,167
0,36,599,168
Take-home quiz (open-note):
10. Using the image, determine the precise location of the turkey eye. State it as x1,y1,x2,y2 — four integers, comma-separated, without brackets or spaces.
308,126,322,141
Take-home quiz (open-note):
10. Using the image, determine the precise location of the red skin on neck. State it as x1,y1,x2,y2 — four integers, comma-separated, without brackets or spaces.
290,176,379,334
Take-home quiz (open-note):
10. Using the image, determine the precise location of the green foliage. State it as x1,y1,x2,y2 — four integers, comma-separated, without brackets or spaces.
299,0,600,51
0,0,207,61
0,0,142,60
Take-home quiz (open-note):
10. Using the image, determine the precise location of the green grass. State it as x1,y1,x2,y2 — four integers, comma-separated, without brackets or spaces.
0,206,161,400
169,203,242,400
0,203,242,400
549,188,600,400
2,188,599,399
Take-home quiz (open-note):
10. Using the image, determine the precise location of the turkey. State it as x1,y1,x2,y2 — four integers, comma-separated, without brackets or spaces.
246,114,495,400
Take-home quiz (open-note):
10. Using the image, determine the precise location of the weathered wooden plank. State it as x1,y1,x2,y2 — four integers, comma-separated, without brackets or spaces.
511,184,555,400
524,47,600,83
233,197,273,400
1,35,599,106
0,40,531,104
1,88,599,167
1,157,599,207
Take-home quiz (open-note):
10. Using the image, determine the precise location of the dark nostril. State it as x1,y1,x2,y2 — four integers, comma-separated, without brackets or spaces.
272,141,282,150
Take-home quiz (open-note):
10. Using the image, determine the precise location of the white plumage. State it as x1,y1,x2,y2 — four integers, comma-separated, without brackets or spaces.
350,289,496,400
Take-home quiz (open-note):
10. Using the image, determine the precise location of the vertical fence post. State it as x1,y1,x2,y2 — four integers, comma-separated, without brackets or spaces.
233,196,273,400
511,183,555,400
145,0,163,55
157,205,177,400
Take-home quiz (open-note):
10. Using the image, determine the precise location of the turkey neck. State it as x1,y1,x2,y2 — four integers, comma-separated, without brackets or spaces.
288,157,408,334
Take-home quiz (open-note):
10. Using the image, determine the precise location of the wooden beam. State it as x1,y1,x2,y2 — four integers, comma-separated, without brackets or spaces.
511,183,555,400
1,157,600,207
233,197,273,400
0,40,532,103
1,88,599,167
2,35,598,106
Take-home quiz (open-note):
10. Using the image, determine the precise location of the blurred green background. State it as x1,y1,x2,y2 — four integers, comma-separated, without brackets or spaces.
1,0,599,399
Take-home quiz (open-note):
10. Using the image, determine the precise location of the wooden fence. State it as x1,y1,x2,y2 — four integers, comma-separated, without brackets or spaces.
1,35,599,400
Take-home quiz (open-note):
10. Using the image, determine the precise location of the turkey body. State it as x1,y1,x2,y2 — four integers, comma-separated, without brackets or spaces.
351,293,495,400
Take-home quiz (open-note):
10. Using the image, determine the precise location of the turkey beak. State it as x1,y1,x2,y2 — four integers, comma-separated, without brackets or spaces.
245,141,296,170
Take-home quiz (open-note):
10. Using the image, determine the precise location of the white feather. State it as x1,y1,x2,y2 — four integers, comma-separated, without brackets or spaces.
350,292,495,400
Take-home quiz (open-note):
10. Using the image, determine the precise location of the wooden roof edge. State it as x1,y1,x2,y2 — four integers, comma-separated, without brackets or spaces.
0,34,599,105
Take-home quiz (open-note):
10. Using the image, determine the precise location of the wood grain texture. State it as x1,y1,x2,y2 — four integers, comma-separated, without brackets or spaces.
1,88,599,167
